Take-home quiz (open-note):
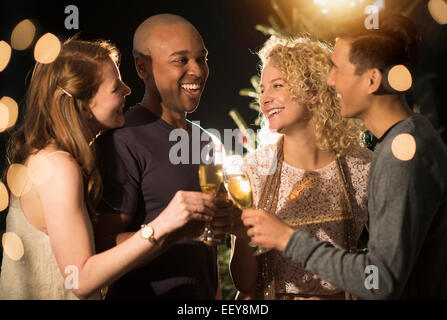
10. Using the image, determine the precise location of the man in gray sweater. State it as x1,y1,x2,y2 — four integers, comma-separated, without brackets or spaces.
241,15,447,299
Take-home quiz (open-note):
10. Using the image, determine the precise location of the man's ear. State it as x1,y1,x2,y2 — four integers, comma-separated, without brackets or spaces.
135,54,152,81
367,68,383,94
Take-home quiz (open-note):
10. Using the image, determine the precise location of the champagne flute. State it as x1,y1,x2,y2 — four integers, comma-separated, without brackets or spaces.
223,155,270,256
197,142,226,245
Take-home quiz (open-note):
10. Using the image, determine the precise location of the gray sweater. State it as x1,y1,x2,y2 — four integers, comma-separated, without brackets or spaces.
283,114,447,299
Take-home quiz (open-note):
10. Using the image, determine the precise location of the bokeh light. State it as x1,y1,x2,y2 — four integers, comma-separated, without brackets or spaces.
314,0,359,10
0,182,9,212
0,101,9,131
2,232,24,261
0,96,19,132
6,164,33,197
34,33,61,64
0,40,12,72
428,0,447,25
10,19,37,50
388,65,412,92
28,155,54,186
391,133,416,161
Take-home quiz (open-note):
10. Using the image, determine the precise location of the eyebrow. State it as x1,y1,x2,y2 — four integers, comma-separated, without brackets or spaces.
260,78,283,87
169,49,208,57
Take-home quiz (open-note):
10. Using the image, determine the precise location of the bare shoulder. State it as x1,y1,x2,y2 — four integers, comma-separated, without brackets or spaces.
29,149,83,190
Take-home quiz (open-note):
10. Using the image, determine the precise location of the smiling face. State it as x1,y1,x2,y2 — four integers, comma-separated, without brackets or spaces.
326,39,371,119
149,23,209,114
89,59,131,130
260,62,311,133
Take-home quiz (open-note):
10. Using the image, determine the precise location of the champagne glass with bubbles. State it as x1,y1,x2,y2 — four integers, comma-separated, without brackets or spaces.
223,155,270,256
197,141,226,245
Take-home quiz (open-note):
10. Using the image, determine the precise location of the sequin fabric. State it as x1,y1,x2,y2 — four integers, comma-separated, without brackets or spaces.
243,143,371,296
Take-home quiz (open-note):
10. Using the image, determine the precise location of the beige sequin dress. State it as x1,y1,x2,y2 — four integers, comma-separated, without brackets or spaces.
243,143,371,298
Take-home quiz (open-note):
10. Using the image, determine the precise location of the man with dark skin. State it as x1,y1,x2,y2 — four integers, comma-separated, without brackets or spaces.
96,14,235,299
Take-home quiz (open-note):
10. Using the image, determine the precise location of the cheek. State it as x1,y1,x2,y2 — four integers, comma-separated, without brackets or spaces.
203,65,210,80
95,99,119,118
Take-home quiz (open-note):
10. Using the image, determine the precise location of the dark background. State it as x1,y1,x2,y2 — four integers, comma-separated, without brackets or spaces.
1,0,446,291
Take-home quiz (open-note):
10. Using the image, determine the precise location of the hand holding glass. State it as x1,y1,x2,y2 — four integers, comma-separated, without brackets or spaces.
197,143,226,245
223,155,270,256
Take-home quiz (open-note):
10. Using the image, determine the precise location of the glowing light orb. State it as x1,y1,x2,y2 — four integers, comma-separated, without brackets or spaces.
0,182,9,212
34,33,61,64
0,41,12,72
428,0,447,25
2,232,25,261
11,19,36,50
6,164,33,197
391,133,416,161
0,96,19,132
0,102,9,131
388,65,412,92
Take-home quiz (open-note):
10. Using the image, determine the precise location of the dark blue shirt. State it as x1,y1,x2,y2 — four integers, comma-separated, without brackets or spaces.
97,104,218,299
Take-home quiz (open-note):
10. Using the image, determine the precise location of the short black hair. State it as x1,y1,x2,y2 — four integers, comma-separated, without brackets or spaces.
339,14,421,75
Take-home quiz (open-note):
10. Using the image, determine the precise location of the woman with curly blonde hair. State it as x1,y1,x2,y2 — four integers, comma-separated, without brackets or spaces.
230,35,371,300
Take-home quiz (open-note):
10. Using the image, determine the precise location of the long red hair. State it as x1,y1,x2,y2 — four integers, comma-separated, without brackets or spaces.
7,39,120,220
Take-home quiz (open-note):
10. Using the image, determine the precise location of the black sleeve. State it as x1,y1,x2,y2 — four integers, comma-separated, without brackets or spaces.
283,147,442,299
97,131,141,218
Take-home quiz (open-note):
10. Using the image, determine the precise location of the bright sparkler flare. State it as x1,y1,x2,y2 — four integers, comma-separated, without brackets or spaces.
314,0,357,9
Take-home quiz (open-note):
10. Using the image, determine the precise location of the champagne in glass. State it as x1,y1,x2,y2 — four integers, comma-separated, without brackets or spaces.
223,155,270,256
197,142,226,245
224,175,253,210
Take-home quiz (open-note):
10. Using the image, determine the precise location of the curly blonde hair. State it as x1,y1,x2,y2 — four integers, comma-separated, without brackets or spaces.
258,35,364,156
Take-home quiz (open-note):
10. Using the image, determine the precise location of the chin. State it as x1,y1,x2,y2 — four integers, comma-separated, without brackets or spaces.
117,119,125,128
268,123,284,133
106,118,125,130
267,117,289,131
184,102,200,113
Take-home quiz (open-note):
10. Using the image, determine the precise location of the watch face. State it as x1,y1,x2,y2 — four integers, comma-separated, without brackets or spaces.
142,226,153,239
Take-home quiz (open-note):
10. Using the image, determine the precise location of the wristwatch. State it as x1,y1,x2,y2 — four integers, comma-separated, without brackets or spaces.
140,224,158,245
